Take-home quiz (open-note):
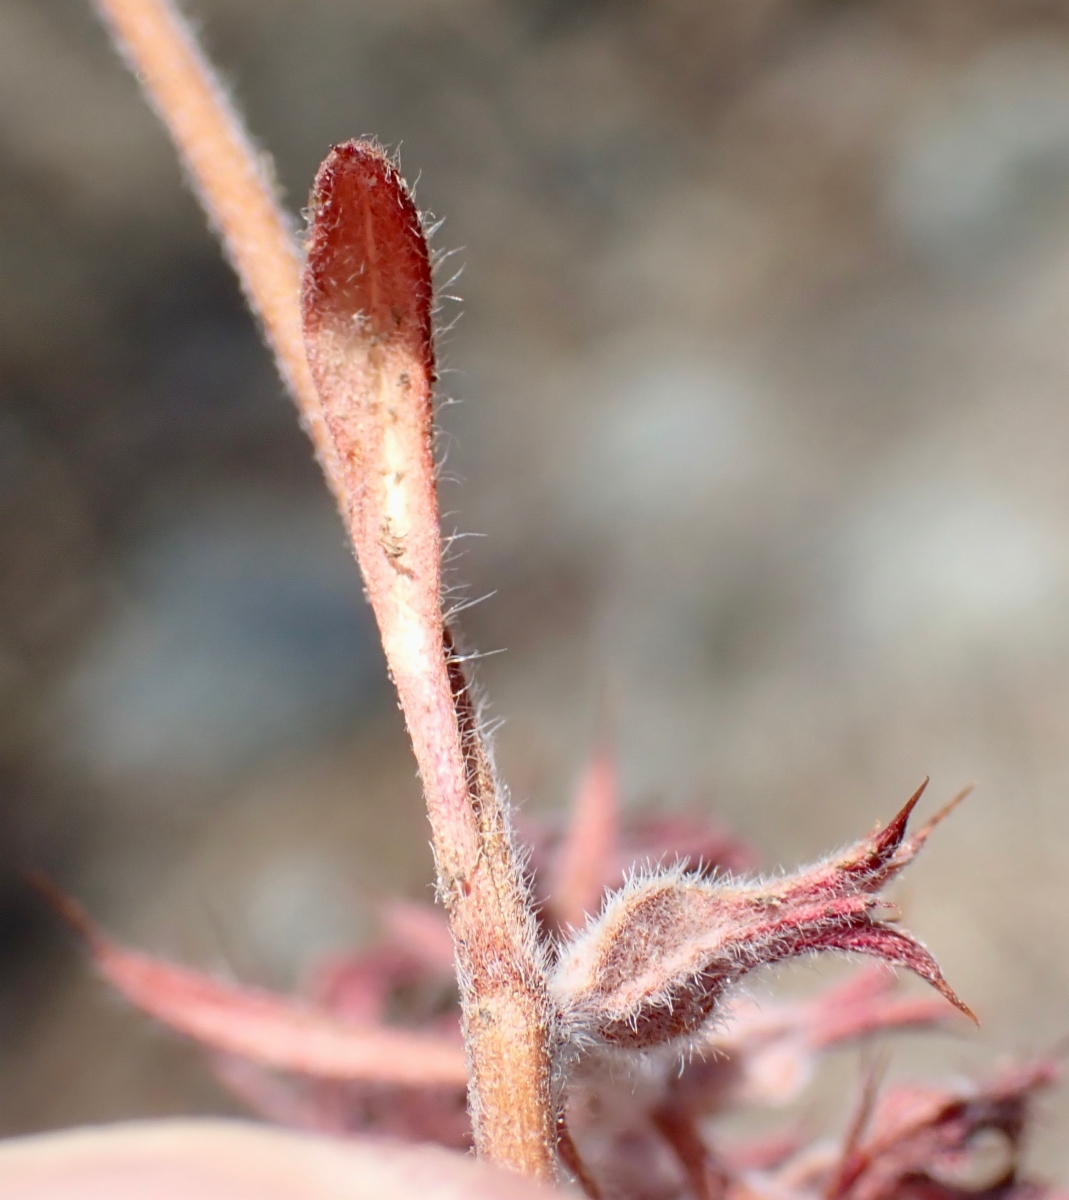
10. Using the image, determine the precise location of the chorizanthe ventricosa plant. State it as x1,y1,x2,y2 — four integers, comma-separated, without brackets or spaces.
22,1,1063,1198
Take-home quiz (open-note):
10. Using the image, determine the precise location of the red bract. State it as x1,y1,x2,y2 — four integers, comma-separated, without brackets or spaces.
550,782,972,1053
29,875,467,1087
550,742,622,930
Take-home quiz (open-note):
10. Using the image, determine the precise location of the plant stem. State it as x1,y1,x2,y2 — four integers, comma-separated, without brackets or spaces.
90,0,344,505
90,1,557,1179
301,144,556,1179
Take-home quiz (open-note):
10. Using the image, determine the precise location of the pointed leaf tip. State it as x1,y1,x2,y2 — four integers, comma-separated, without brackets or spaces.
910,783,974,851
32,876,469,1087
872,778,928,860
822,925,977,1025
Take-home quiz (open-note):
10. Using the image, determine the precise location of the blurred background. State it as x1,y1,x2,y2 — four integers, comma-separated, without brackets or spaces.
1,0,1069,1178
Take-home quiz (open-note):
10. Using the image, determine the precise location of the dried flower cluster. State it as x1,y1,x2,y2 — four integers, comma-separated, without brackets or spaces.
6,2,1060,1198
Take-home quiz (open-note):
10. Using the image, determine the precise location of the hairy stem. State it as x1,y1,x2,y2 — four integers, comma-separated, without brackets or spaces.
90,0,344,504
301,145,556,1178
90,1,556,1179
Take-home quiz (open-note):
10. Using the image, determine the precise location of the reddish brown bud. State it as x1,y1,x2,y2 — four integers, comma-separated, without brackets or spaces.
550,784,973,1052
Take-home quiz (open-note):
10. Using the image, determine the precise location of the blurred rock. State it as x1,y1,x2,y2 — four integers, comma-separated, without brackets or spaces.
883,40,1069,270
55,496,383,788
576,357,758,525
832,482,1067,659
